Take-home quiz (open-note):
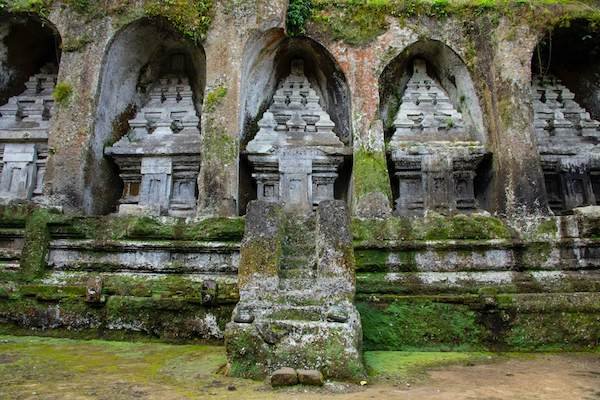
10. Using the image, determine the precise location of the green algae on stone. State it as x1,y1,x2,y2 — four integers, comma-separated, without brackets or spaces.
352,214,511,245
357,299,484,351
353,148,393,204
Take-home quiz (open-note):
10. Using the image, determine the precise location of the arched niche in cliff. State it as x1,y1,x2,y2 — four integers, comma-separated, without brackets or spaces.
88,17,206,215
238,29,352,215
0,13,61,203
379,39,491,215
0,13,61,105
531,20,600,214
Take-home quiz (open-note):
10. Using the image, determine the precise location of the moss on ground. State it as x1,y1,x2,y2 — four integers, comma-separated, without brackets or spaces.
0,335,232,399
365,351,493,381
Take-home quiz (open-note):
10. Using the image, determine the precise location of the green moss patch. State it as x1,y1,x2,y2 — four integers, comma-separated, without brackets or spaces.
310,0,600,45
352,214,512,245
358,299,484,351
50,215,245,242
365,351,493,381
353,149,392,203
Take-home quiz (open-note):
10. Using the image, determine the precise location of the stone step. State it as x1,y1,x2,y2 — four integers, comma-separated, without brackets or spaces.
278,278,317,291
266,291,349,308
265,305,325,321
279,256,314,270
279,267,316,279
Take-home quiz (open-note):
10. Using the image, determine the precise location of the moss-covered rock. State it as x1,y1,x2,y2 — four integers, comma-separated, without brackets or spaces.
358,299,484,351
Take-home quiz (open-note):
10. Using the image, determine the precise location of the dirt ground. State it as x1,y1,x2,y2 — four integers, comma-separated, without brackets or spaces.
0,335,598,400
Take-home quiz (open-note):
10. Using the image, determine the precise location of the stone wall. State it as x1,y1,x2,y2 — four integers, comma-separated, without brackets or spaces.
0,205,243,341
0,1,599,352
0,204,599,350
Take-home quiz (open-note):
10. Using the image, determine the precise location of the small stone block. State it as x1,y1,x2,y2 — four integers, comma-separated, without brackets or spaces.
297,369,324,386
270,368,298,387
85,277,102,303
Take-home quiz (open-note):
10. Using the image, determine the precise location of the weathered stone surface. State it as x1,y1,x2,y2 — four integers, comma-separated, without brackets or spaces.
388,59,488,216
245,59,350,212
0,65,56,203
297,369,324,386
85,277,102,303
533,76,600,214
226,201,364,381
270,367,298,387
105,74,201,217
355,192,392,219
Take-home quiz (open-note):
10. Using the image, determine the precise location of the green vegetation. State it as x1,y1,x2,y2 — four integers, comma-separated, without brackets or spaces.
144,0,214,43
0,0,214,43
203,85,228,113
0,0,53,16
0,335,233,399
51,214,245,242
365,351,493,381
310,0,600,45
358,299,484,351
287,0,313,35
62,34,93,52
352,213,512,245
353,148,393,204
52,82,73,106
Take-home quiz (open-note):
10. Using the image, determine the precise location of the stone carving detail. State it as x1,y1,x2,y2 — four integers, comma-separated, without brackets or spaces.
532,75,600,213
105,75,201,216
388,59,488,215
245,59,350,211
0,65,56,202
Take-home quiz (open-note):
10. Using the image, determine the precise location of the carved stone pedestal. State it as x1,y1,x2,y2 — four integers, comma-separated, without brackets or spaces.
388,59,489,215
105,76,201,216
0,67,56,203
532,76,600,214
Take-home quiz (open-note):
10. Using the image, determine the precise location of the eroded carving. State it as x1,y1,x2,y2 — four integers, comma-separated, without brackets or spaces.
245,59,350,211
105,74,201,216
0,65,56,202
388,59,488,215
533,75,600,213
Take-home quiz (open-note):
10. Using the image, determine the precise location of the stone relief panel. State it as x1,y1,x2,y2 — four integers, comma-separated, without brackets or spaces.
105,71,201,217
0,64,56,203
245,59,350,211
533,76,600,214
388,59,488,216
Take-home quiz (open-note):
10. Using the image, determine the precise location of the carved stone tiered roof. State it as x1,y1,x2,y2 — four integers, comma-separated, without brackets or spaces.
109,76,200,152
533,75,600,155
532,75,600,213
0,67,57,139
246,59,345,154
389,59,471,146
245,59,349,211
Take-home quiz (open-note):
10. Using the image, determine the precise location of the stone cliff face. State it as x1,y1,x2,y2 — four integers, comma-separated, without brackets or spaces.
0,0,596,218
0,0,599,383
